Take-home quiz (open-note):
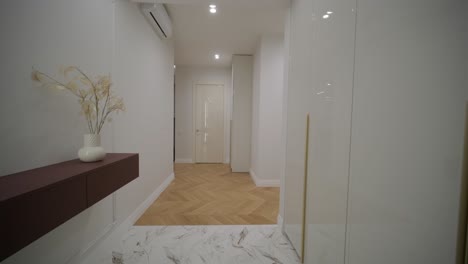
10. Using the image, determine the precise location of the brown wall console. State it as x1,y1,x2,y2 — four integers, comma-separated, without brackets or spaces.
0,153,139,261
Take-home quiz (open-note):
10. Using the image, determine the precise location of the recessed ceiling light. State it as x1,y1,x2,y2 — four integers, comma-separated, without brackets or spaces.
214,54,220,60
210,8,217,14
209,4,217,8
323,14,330,19
327,11,333,14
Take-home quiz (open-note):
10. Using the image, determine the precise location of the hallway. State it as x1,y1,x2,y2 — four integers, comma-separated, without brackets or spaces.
135,163,280,225
1,0,468,263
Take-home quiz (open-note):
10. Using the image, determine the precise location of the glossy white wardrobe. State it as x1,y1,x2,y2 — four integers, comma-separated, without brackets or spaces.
283,0,468,263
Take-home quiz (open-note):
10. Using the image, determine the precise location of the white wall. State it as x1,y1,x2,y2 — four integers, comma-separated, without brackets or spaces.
174,66,232,164
0,1,174,263
0,0,114,176
251,45,261,175
112,0,174,222
250,35,284,186
279,6,291,226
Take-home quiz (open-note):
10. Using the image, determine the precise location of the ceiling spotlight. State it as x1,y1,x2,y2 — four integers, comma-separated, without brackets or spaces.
210,8,217,14
214,54,220,60
327,11,333,14
323,14,330,19
209,4,217,8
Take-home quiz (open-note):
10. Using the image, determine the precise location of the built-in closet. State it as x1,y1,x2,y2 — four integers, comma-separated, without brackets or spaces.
282,0,468,264
231,55,253,172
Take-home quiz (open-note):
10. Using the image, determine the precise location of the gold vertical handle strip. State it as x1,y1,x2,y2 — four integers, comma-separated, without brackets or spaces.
301,114,310,263
457,103,468,264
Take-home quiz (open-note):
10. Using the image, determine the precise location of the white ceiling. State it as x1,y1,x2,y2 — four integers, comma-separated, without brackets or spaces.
132,0,289,66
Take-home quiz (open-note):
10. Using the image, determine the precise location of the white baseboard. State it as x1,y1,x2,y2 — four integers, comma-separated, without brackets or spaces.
174,158,193,163
126,172,175,224
74,172,175,264
66,220,116,264
249,169,280,187
277,214,284,231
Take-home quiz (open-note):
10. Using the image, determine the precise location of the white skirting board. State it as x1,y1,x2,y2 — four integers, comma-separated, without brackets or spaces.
73,172,175,264
174,159,193,163
277,214,284,232
249,169,280,187
125,172,175,225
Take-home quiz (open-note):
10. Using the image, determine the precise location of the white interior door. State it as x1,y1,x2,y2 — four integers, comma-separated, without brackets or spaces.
194,84,224,163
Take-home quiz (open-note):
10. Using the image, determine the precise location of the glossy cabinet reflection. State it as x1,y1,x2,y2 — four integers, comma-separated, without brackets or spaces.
347,1,467,263
284,0,356,263
304,0,357,264
283,0,468,263
283,0,315,257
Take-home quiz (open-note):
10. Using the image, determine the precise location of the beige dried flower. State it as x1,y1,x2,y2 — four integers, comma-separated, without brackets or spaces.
32,66,125,134
31,70,42,82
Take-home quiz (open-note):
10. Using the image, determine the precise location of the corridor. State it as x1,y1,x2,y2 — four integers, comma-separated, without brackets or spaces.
1,0,468,263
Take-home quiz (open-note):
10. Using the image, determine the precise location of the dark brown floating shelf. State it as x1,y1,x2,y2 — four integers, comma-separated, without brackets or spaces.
0,153,139,262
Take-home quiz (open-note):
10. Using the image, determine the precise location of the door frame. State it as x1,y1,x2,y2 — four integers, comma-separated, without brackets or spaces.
192,83,225,163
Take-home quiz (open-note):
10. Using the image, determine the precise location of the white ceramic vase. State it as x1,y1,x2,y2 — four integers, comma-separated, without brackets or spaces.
78,134,106,162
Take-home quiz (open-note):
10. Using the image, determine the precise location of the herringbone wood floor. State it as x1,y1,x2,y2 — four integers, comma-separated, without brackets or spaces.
135,163,279,225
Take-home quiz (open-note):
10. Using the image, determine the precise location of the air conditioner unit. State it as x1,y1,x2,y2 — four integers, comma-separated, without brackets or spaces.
140,3,173,39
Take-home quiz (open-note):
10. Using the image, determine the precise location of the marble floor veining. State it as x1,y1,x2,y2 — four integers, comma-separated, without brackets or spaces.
109,225,300,264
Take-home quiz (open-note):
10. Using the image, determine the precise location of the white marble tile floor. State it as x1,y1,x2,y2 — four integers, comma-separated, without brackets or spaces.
107,225,300,264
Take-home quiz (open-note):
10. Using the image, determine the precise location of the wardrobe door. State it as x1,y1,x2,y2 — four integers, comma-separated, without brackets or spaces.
283,0,315,258
283,1,357,263
302,0,357,263
347,1,468,263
